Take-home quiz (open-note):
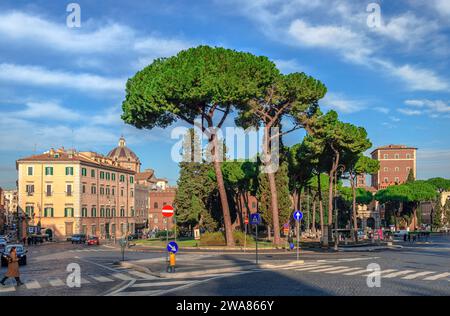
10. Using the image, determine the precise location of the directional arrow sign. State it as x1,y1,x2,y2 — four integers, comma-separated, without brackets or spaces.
293,210,303,222
167,241,179,254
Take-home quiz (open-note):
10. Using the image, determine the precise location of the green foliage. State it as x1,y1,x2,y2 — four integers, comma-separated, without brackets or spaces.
406,169,415,183
426,177,450,192
175,129,218,231
353,155,380,176
199,231,255,246
433,200,443,230
340,187,373,205
257,162,292,228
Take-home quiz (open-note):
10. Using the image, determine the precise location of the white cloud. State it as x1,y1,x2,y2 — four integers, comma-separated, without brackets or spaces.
273,59,306,74
226,0,450,92
321,93,365,113
405,99,450,113
374,107,390,114
430,0,450,17
397,108,422,116
14,101,81,121
0,11,192,57
0,63,125,93
376,60,449,92
288,19,371,63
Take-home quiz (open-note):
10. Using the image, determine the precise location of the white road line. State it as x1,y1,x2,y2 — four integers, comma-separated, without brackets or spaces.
423,272,450,281
25,280,41,289
326,267,361,274
383,270,415,278
90,275,114,282
127,271,158,280
113,290,161,296
0,286,16,293
81,278,91,284
132,280,190,288
295,265,333,271
343,269,370,276
402,271,436,280
112,273,135,281
48,278,65,287
362,269,397,277
310,266,349,273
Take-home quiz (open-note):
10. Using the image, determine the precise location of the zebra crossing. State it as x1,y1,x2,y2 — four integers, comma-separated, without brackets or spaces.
0,267,158,294
278,260,450,283
108,271,248,296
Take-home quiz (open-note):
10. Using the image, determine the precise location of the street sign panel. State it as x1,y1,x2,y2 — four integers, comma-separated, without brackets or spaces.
293,210,303,222
162,205,174,218
167,241,179,253
250,213,261,225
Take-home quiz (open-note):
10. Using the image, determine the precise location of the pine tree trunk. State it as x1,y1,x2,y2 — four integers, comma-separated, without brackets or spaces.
328,170,334,226
312,196,317,236
318,174,324,234
264,126,281,247
351,174,358,242
211,134,234,246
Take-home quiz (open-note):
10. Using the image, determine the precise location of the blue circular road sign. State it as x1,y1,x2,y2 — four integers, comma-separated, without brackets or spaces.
293,210,303,222
167,241,179,253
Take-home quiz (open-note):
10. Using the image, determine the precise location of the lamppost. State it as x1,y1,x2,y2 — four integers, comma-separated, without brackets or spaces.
334,164,346,251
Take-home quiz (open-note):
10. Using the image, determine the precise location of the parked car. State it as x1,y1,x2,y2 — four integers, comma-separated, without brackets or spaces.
71,234,87,244
87,236,100,246
394,230,408,237
0,238,7,251
1,244,28,266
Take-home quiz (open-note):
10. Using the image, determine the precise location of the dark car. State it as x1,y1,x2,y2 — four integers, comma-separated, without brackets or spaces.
71,234,87,244
87,236,100,246
1,244,28,266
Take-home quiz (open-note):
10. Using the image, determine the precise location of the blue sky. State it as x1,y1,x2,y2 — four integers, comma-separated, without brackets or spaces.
0,0,449,188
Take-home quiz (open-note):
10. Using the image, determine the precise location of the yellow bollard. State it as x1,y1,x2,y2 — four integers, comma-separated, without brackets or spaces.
167,252,176,273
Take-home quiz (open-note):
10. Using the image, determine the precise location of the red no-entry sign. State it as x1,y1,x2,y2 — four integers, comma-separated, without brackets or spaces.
162,205,174,218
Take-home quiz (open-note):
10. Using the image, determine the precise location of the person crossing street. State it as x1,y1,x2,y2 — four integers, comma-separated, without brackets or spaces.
0,246,24,286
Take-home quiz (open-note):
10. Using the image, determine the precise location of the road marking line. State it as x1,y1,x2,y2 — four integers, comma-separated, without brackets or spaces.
362,269,397,277
132,280,190,288
279,263,322,270
48,278,65,287
343,269,369,276
112,273,135,281
81,278,91,284
383,270,415,278
310,266,349,273
25,280,41,289
402,271,436,280
295,265,333,271
326,267,361,274
423,272,450,281
90,275,114,282
0,286,16,293
113,290,161,296
127,271,158,280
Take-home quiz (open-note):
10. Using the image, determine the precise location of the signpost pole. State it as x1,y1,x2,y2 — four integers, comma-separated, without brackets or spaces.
244,222,247,253
296,220,299,261
255,223,258,265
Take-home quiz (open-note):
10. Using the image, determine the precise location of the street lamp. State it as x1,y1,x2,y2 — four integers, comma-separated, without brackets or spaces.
334,164,346,251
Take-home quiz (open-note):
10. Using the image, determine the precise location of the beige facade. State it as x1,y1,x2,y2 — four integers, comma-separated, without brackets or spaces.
17,148,141,240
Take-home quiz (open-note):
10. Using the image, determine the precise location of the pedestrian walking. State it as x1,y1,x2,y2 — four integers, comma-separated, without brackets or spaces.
0,247,24,286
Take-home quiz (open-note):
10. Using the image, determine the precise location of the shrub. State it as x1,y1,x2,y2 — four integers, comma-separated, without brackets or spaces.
156,230,175,239
199,231,255,246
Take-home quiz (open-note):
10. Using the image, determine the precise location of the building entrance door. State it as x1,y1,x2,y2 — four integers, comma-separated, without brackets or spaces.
105,223,110,239
65,222,74,237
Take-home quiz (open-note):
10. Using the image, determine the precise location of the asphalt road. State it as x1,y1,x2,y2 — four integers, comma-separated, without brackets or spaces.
0,235,449,296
